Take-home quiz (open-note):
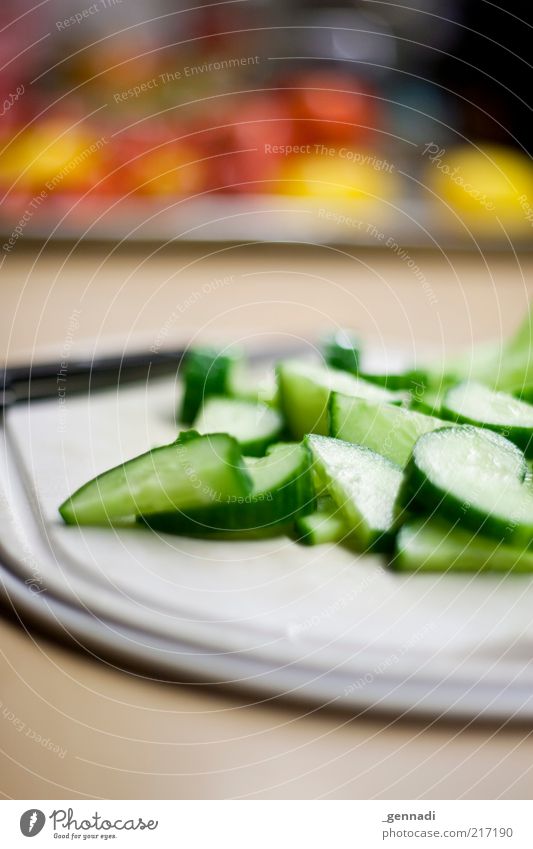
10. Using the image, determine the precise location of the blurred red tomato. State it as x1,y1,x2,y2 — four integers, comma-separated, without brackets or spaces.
201,93,295,193
286,71,378,144
104,124,207,197
209,148,286,194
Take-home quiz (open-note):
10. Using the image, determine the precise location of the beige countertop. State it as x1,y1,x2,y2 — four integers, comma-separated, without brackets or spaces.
1,242,532,799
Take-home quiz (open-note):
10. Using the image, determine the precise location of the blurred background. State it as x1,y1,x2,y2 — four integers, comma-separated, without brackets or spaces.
1,0,532,247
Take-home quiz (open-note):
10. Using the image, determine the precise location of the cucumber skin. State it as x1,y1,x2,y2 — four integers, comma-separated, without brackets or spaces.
392,519,533,573
440,386,533,458
139,444,316,536
511,383,533,405
440,408,533,458
321,329,360,374
360,368,429,393
409,385,447,416
397,428,532,546
59,432,252,526
179,348,239,424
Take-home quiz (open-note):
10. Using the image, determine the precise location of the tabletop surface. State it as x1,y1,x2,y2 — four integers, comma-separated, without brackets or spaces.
1,241,532,800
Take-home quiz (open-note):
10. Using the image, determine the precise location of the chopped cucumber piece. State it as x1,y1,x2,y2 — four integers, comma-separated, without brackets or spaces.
441,381,533,456
140,442,315,536
424,302,533,393
230,365,279,407
295,496,348,545
399,426,533,546
409,386,445,416
394,518,533,573
59,431,252,526
305,434,403,550
321,328,360,374
510,383,533,405
277,359,405,440
359,368,428,393
193,396,284,456
179,347,242,424
330,393,450,467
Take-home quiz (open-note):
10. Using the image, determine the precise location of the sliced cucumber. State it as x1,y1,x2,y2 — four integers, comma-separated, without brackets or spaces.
394,518,533,573
305,434,403,550
409,385,445,416
359,368,428,393
423,303,533,393
193,396,284,456
510,382,533,405
179,347,242,424
330,393,449,467
277,359,405,440
398,426,533,546
294,496,348,545
139,442,315,536
230,364,279,407
441,381,533,456
59,431,252,526
321,328,360,374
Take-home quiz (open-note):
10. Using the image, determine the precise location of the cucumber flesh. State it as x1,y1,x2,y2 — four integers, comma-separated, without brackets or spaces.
294,496,347,545
139,442,315,536
394,518,533,573
277,359,406,440
229,365,279,407
330,393,450,467
179,347,241,424
399,426,533,546
441,381,533,456
193,396,284,456
320,328,360,374
59,431,252,526
305,434,403,550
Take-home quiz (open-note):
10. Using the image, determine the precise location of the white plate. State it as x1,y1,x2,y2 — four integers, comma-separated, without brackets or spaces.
2,375,533,721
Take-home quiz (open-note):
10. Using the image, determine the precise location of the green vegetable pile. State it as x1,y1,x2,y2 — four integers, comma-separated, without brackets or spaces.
59,306,533,573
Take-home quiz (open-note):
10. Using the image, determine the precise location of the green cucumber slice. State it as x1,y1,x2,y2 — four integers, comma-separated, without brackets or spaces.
277,359,405,440
330,393,449,467
359,368,428,393
321,328,360,373
441,381,533,456
423,303,533,393
305,434,403,550
179,347,241,424
229,365,279,407
193,396,284,456
393,518,533,573
510,382,533,405
398,426,533,545
59,431,252,526
294,496,347,545
139,442,315,536
409,386,445,416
